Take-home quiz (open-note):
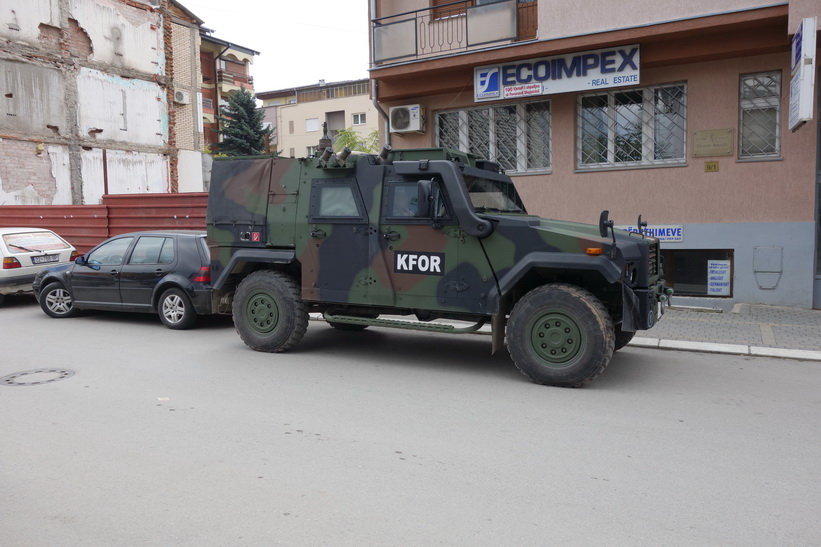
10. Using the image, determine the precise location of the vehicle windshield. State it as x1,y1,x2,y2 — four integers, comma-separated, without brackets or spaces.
463,173,526,214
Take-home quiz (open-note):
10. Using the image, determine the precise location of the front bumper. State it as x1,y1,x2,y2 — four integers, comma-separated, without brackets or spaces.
622,280,669,332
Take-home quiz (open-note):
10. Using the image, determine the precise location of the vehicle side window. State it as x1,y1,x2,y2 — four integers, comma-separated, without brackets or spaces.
308,179,367,224
390,183,419,217
158,238,175,264
87,237,134,266
129,237,165,264
383,180,451,223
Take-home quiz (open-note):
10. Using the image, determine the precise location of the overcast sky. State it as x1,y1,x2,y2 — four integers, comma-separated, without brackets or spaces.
181,0,371,93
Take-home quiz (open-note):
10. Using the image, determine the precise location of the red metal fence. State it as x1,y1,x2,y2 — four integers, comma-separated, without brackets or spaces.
0,193,208,254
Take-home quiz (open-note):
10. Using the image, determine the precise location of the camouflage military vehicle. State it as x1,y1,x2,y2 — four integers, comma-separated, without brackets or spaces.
207,147,669,387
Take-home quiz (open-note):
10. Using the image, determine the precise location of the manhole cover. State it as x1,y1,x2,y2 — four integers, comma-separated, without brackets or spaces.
1,369,75,386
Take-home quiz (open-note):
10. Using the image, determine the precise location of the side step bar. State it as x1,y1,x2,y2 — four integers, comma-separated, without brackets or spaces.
323,312,487,334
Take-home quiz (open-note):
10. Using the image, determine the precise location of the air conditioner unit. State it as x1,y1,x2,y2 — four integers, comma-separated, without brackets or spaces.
389,104,425,133
174,90,191,105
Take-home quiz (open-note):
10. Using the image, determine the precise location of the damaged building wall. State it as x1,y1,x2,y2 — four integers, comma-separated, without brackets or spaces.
0,0,204,206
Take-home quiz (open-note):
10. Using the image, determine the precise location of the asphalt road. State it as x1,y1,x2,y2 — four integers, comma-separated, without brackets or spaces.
1,297,820,546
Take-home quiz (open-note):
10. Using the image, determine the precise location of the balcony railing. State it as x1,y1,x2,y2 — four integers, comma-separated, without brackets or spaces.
372,0,537,66
217,70,254,88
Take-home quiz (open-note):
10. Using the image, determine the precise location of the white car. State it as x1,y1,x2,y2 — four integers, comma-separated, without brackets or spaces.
0,227,77,305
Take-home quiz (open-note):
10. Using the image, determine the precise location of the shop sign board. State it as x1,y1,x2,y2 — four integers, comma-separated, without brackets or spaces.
708,260,732,296
474,45,640,102
789,17,817,131
616,224,683,242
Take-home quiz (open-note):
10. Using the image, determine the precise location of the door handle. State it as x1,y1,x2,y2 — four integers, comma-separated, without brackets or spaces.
109,269,118,276
383,231,400,241
310,230,326,239
154,269,164,277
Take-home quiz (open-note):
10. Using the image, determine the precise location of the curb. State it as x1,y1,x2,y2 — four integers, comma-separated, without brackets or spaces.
312,315,821,362
631,337,821,362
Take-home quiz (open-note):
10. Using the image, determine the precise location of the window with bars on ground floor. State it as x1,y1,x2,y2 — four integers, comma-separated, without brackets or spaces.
436,100,551,173
577,83,687,170
739,71,781,159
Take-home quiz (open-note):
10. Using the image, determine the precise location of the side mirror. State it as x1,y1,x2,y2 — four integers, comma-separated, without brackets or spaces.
75,256,87,266
417,179,434,217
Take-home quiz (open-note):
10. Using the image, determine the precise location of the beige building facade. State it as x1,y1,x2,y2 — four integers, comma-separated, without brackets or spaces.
258,79,379,157
370,1,821,308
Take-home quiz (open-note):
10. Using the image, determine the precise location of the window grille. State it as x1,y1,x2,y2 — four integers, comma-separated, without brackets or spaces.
577,83,686,169
739,71,780,158
436,100,551,173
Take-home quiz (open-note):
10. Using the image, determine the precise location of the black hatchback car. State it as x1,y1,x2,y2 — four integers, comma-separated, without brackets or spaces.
32,230,212,329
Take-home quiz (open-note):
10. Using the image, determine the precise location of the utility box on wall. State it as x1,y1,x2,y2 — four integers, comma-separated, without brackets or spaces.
753,246,783,290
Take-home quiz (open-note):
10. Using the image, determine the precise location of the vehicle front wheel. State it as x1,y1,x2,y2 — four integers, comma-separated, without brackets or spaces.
233,270,308,352
159,287,197,330
507,283,615,387
39,282,79,318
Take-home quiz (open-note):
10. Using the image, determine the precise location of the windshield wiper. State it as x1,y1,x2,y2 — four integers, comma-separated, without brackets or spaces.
475,206,524,214
9,243,42,253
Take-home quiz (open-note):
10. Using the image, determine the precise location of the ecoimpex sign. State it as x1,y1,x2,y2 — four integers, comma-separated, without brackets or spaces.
474,45,640,102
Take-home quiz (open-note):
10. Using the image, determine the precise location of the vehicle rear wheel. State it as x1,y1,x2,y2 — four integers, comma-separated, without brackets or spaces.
39,282,79,318
507,283,614,387
614,325,635,351
159,287,197,330
233,270,308,352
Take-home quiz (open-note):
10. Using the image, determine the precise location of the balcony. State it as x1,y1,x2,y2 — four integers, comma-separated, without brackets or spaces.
217,70,254,89
372,0,537,66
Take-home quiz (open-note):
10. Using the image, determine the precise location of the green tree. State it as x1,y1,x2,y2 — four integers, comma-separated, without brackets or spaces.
213,87,271,156
334,127,379,154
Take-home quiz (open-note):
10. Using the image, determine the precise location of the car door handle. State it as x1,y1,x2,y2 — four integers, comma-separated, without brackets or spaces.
383,231,400,241
154,269,164,277
109,269,118,276
310,230,326,239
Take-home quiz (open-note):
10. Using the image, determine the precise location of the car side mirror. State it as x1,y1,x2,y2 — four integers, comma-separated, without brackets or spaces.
75,256,87,266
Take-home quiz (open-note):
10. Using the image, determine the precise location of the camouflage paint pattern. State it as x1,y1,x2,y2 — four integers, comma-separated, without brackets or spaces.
207,148,665,329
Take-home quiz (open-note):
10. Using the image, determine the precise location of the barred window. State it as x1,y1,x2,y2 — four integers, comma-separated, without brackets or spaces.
739,71,781,158
577,83,686,169
437,100,551,173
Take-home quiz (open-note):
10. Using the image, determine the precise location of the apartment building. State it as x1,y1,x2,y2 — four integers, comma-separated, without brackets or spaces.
199,32,258,150
369,1,820,308
258,79,378,157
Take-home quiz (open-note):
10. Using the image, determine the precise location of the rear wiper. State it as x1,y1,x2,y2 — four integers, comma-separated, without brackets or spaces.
8,243,41,253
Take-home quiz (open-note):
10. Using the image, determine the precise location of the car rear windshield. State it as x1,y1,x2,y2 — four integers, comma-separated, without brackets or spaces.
2,231,72,254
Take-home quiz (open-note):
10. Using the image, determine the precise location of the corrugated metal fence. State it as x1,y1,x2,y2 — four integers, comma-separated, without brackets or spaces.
0,193,208,254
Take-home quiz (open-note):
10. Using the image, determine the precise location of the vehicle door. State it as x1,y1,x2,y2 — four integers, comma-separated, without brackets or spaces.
302,176,374,304
70,236,135,306
377,176,497,314
119,236,176,309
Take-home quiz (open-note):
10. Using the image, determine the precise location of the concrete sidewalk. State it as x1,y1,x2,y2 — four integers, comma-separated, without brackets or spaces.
633,303,821,361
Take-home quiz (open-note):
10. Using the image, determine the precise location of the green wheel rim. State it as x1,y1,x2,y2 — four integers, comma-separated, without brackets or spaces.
246,291,279,334
530,312,582,366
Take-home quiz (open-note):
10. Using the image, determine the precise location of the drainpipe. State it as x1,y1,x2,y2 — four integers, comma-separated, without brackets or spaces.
213,44,231,141
371,79,390,148
368,0,390,148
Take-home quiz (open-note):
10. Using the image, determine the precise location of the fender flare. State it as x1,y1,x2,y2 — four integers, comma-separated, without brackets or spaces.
486,252,623,311
212,249,296,290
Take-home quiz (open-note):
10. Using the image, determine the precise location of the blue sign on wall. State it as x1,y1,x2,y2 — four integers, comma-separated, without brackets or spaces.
474,45,641,102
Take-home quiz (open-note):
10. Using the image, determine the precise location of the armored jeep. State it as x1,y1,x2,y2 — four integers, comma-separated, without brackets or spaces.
207,147,669,387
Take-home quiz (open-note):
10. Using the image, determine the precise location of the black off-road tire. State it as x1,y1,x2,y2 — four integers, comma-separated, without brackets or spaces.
158,287,198,330
39,282,79,319
233,270,308,352
614,325,635,351
507,283,615,387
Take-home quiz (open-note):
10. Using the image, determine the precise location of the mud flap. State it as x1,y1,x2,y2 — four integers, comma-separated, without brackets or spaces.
621,284,640,333
491,313,506,354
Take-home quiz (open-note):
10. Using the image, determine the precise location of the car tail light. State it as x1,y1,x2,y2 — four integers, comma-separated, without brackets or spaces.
70,250,79,261
3,257,22,269
194,266,211,283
